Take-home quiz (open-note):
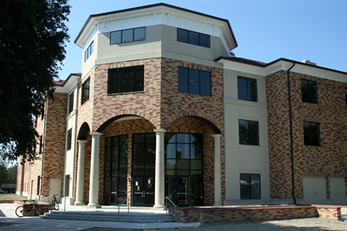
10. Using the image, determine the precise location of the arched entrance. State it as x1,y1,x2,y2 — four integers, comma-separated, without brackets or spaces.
164,116,221,206
97,115,156,206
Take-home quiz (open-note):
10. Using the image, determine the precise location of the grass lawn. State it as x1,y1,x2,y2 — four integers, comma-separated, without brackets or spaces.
0,193,26,201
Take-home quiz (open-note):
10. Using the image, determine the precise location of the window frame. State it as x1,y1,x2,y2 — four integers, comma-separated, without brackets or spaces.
239,119,259,146
110,27,146,45
240,173,261,200
178,67,211,96
67,129,72,151
238,76,258,102
107,65,144,94
81,78,90,105
303,121,321,146
68,91,74,115
301,79,318,104
84,41,94,62
177,28,210,48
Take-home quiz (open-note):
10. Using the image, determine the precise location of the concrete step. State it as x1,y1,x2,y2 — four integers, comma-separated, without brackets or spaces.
41,211,175,223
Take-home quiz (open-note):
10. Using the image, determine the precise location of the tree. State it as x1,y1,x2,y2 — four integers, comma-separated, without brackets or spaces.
0,0,70,161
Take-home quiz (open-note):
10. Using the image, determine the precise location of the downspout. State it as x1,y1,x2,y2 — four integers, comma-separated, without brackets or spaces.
39,100,48,200
287,63,296,205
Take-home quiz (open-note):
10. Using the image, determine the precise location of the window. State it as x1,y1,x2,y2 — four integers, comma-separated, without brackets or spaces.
304,121,320,146
238,76,257,102
110,27,146,44
240,173,261,200
68,91,74,114
84,41,94,62
108,66,144,94
178,67,211,96
65,175,70,196
39,136,43,154
239,119,259,145
67,129,72,151
81,78,90,104
177,28,210,48
301,79,318,104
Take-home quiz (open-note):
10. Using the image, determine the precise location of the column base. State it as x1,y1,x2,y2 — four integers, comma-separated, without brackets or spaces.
153,204,165,209
87,203,101,208
74,201,85,206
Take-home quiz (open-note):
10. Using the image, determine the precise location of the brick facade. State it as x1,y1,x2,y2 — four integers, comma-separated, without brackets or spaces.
266,70,347,200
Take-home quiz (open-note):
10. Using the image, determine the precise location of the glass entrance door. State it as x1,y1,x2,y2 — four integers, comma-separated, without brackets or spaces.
133,176,154,206
132,134,155,206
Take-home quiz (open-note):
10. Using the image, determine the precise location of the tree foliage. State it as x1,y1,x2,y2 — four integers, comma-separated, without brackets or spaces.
0,0,70,161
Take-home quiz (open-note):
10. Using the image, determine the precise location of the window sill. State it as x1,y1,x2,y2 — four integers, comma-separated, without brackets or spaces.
107,91,145,96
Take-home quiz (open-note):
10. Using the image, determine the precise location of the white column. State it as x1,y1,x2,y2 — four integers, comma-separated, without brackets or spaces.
153,129,166,208
74,140,86,206
213,134,222,206
87,132,102,208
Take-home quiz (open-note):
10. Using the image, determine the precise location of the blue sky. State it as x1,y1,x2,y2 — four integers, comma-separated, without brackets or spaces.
58,0,347,79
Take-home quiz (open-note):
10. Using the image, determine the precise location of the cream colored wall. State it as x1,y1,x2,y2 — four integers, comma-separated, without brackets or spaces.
81,34,98,78
161,25,229,67
223,69,270,204
64,86,78,199
85,25,228,69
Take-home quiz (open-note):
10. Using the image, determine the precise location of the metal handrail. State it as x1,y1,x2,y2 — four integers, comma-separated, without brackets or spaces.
165,197,177,219
117,197,130,213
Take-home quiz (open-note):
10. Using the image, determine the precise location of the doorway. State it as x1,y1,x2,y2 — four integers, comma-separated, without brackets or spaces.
132,134,156,206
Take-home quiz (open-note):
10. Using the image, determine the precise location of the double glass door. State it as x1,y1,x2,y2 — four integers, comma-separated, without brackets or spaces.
103,135,128,205
132,134,156,206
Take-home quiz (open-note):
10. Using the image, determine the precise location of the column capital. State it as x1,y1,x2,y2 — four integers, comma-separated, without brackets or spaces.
153,129,166,134
212,134,222,139
78,140,87,144
90,132,103,137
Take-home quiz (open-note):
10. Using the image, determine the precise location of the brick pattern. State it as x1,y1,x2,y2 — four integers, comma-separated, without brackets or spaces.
316,206,342,220
17,93,67,197
75,57,225,206
173,205,319,223
266,70,347,200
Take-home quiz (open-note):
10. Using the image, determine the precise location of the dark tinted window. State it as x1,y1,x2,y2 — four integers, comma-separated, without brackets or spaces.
301,79,318,104
81,78,90,104
68,91,74,114
238,76,257,102
108,66,144,94
178,67,211,96
178,67,188,93
239,119,259,145
240,174,261,200
84,41,94,62
304,121,320,146
134,27,146,41
177,28,210,48
110,31,121,44
67,129,72,151
110,27,146,44
189,31,199,45
177,28,188,43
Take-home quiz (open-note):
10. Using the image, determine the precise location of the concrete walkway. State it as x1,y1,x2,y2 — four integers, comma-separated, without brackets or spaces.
0,203,200,230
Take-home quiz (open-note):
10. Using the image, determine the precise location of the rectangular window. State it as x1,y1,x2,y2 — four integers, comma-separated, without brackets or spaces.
67,129,72,151
178,67,211,96
238,76,257,102
68,91,74,114
239,119,259,145
84,41,94,62
39,136,43,154
177,28,210,48
240,173,261,200
108,66,144,94
65,175,70,196
301,79,318,104
110,27,146,45
304,121,320,146
81,78,90,104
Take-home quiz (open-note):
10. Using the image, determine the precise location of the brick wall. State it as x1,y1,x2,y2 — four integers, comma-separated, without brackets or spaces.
266,70,347,200
174,205,319,223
